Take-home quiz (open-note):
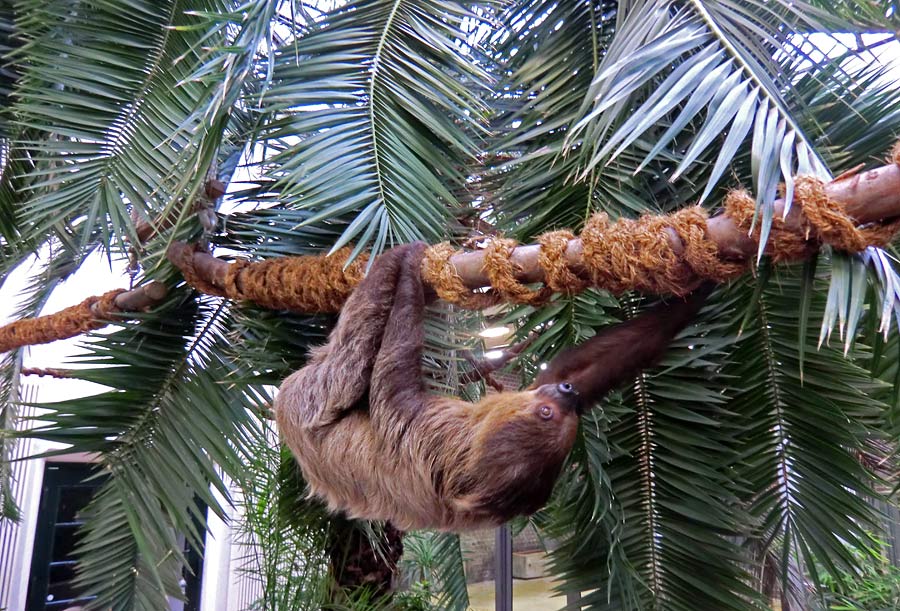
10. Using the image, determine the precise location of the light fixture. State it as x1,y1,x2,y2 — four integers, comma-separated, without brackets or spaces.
479,326,511,339
484,350,505,360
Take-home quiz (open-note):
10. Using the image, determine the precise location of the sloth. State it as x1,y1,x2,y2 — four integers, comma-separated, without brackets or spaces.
274,242,710,532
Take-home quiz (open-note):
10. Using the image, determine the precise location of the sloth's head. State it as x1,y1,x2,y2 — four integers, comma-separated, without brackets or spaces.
449,384,581,521
472,382,581,451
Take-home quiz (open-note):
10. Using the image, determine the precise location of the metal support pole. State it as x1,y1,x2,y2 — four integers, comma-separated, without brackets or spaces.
495,525,513,611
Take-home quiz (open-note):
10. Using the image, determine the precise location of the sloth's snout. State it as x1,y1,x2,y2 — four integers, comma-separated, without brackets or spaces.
537,382,581,413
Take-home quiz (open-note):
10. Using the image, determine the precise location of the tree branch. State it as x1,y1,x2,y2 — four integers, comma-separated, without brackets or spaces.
169,162,900,300
110,281,168,312
20,367,72,379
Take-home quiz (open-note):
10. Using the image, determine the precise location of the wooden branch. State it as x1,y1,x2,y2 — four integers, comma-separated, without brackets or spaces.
5,163,897,351
20,367,72,379
450,163,900,287
109,281,168,312
168,162,900,299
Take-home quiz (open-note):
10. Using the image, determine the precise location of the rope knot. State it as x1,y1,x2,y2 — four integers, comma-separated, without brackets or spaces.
483,238,553,306
422,243,502,310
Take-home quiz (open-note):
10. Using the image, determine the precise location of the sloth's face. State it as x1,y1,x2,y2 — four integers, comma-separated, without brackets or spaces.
532,382,581,419
472,385,580,460
454,387,581,521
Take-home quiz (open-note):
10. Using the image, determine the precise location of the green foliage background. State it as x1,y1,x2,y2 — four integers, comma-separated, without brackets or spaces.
1,1,900,609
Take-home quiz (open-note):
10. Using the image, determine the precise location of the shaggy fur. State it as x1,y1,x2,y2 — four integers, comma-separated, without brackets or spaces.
274,243,708,531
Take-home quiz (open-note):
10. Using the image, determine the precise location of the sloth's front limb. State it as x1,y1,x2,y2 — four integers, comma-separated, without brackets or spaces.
276,246,409,427
369,243,430,431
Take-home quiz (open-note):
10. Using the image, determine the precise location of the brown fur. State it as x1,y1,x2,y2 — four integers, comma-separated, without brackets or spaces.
274,243,707,531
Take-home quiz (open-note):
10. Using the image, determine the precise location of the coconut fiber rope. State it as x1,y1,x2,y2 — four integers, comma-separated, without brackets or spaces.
173,169,891,312
4,165,900,353
167,241,369,313
0,290,125,353
424,175,900,305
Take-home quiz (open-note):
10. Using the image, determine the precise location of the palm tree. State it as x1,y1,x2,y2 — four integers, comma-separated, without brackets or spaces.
1,0,900,609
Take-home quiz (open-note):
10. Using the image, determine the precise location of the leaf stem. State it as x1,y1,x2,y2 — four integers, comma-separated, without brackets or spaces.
368,0,405,219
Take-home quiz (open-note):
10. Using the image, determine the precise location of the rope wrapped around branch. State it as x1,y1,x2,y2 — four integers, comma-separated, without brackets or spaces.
0,290,126,353
5,162,900,355
422,174,900,305
167,242,369,313
162,171,900,312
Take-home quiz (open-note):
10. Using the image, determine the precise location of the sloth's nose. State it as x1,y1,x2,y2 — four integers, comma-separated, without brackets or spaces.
558,382,575,395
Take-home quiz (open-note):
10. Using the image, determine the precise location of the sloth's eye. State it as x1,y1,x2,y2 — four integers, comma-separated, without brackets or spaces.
539,405,554,420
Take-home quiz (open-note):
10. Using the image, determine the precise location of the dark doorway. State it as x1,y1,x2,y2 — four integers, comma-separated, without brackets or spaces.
25,462,205,611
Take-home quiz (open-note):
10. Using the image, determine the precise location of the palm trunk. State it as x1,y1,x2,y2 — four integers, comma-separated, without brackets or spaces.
328,518,405,603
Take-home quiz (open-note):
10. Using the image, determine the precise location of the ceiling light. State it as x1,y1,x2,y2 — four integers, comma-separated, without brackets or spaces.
479,326,511,338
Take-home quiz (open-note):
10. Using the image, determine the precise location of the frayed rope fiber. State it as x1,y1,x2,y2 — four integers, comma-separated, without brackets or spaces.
0,290,125,353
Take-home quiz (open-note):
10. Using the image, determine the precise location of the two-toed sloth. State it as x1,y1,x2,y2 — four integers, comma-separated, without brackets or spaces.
274,242,710,531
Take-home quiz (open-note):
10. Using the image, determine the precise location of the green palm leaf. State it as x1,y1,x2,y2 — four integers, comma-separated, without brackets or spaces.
727,270,891,603
535,289,762,610
565,1,840,213
8,0,235,259
234,424,332,611
251,0,490,257
489,0,632,237
0,233,88,520
20,289,258,609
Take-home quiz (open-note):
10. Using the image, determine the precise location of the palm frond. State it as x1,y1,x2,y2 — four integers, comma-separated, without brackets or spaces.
234,422,332,611
0,350,23,521
785,49,900,350
0,4,17,138
0,5,20,245
727,270,891,602
216,205,351,259
74,474,187,610
20,288,258,609
250,0,490,258
488,0,623,237
0,236,88,520
537,289,761,610
7,0,233,260
565,1,846,216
